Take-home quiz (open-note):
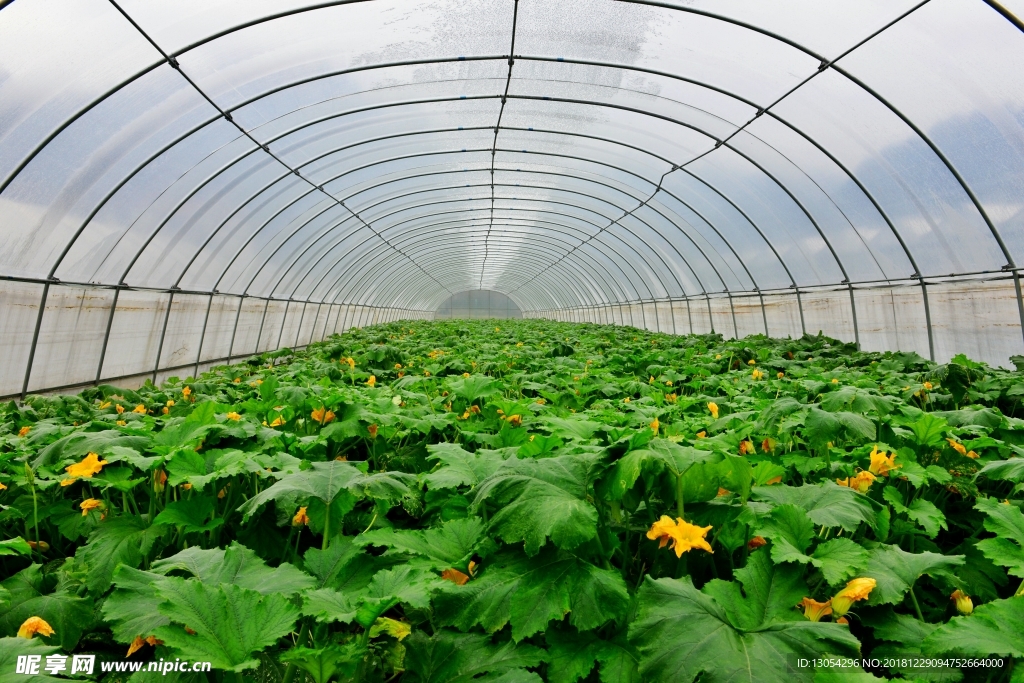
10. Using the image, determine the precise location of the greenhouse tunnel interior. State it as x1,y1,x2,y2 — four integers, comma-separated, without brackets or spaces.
3,0,1024,399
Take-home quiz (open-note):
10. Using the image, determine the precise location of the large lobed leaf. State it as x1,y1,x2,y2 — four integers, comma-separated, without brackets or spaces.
629,551,861,683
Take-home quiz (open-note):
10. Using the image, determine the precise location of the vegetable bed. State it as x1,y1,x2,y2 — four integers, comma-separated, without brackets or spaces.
2,319,1023,683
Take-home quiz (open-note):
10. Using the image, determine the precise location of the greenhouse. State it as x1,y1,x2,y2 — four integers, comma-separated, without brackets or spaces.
2,1,1024,681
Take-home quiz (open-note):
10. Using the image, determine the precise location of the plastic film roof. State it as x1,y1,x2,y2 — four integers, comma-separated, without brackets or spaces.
3,0,1024,318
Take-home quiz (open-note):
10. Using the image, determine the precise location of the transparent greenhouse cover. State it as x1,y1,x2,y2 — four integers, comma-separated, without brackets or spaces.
2,0,1024,397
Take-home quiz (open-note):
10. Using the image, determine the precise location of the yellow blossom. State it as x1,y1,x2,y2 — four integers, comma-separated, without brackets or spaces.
765,476,783,485
966,450,979,459
269,416,285,427
799,597,833,622
752,369,764,380
650,418,660,434
646,515,713,557
777,372,785,379
115,404,125,414
65,452,108,480
739,440,754,455
623,397,630,403
462,372,470,378
365,375,376,387
0,481,6,491
831,578,876,616
708,402,719,419
27,540,49,552
226,412,241,421
747,535,767,550
133,404,146,414
292,506,310,526
441,568,471,585
99,401,111,409
166,400,175,407
233,377,241,384
182,387,191,398
18,426,30,437
831,378,839,384
748,359,756,365
394,363,403,369
923,381,933,390
761,438,775,453
666,393,677,403
516,342,523,347
116,420,127,426
947,438,967,456
80,498,103,517
869,446,900,476
951,590,973,615
696,431,706,439
126,635,163,657
837,470,876,493
17,616,55,639
311,407,335,425
507,414,522,428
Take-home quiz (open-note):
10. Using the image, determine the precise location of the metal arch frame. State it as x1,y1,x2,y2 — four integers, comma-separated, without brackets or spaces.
14,0,1024,394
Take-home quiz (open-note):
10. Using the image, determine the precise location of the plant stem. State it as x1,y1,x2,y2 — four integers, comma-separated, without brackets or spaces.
675,474,685,519
322,503,330,550
281,621,309,683
908,583,925,621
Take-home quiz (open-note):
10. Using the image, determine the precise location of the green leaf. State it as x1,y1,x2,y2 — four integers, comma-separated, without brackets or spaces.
103,566,169,643
278,644,365,683
424,443,508,490
473,454,599,554
237,460,414,520
756,504,815,565
629,551,861,683
541,416,602,441
0,637,64,683
906,498,947,538
909,413,949,448
151,542,314,595
975,497,1024,578
434,547,629,641
152,497,223,534
0,537,31,556
76,515,164,593
447,375,502,403
863,544,964,605
975,458,1024,483
922,595,1024,657
360,517,490,571
0,565,93,650
811,538,870,586
153,578,299,672
402,629,545,683
545,629,639,683
303,565,441,628
753,483,876,532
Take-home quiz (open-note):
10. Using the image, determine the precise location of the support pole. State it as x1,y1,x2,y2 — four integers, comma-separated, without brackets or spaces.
151,290,176,384
21,281,51,399
193,293,214,380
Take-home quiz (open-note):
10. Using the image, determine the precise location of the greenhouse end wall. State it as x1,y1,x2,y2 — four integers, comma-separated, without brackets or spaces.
526,274,1024,369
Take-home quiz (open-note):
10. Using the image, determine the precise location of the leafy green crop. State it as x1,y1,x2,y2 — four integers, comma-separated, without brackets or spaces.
1,319,1023,682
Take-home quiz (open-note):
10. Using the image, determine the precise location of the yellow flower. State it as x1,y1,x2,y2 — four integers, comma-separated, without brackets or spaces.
226,412,241,421
311,407,335,425
765,475,783,485
133,404,146,414
424,370,431,377
99,401,111,409
116,420,127,426
345,357,356,369
233,377,242,384
947,438,967,456
951,590,973,615
650,418,660,434
80,498,103,517
623,397,630,403
269,416,285,427
752,369,764,380
367,424,379,439
761,438,775,453
708,402,719,419
646,515,713,557
966,450,979,459
923,381,933,390
715,354,722,359
869,446,900,476
831,378,839,384
65,452,108,480
461,372,470,378
166,400,175,407
665,393,677,403
777,371,785,379
18,426,30,437
747,535,767,550
507,414,522,428
182,387,192,398
115,404,125,414
17,616,55,639
27,540,49,552
831,578,876,616
748,359,756,365
739,440,754,455
217,488,226,499
394,363,403,370
441,568,471,585
0,481,6,491
181,483,192,490
126,635,164,657
717,487,731,497
366,375,376,387
649,375,655,384
799,597,833,622
516,342,523,347
696,431,706,439
292,506,310,526
836,470,876,493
